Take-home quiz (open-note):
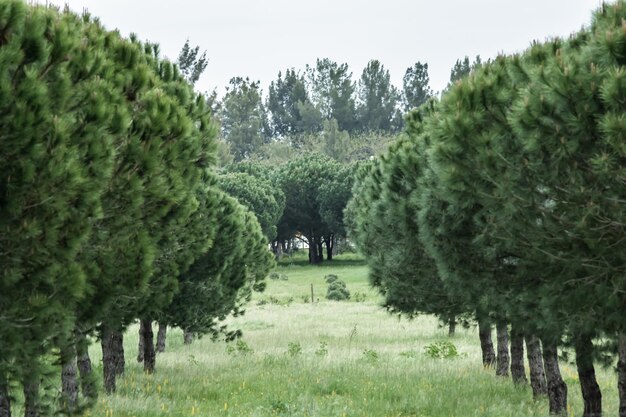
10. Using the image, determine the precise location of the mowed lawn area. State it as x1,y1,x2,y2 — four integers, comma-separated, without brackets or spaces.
82,253,618,417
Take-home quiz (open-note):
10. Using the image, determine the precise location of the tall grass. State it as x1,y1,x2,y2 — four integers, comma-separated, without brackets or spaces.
55,254,623,416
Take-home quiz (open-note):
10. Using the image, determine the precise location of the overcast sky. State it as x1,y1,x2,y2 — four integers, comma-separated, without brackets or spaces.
44,0,602,97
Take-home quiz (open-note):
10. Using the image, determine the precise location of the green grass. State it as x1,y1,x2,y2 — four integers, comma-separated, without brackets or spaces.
72,253,620,416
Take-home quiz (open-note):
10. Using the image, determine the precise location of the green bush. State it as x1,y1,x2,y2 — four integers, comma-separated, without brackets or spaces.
424,341,459,359
324,274,339,284
269,272,280,280
287,342,302,357
326,278,350,301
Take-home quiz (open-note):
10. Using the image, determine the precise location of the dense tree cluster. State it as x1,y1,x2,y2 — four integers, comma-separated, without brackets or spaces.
218,57,437,161
0,2,273,416
349,2,626,416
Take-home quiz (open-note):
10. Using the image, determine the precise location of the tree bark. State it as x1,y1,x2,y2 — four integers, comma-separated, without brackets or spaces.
137,326,144,363
75,331,96,401
112,330,125,376
478,316,496,368
542,338,568,415
618,332,626,417
308,234,320,264
140,318,155,374
448,316,456,336
575,334,602,417
156,323,167,353
275,240,283,260
23,378,39,417
183,329,194,345
325,235,333,261
60,343,78,414
510,328,527,385
317,240,324,262
100,325,118,394
526,334,547,397
496,321,510,377
0,372,10,417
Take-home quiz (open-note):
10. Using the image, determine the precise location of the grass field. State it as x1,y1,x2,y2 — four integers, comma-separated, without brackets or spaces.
80,252,618,417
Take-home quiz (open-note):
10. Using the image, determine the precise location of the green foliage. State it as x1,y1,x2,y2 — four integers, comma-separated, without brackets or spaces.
217,171,285,241
356,59,401,132
269,272,288,281
226,340,254,357
307,58,357,132
287,342,302,357
447,55,481,87
221,77,269,161
267,68,318,136
361,348,379,363
424,341,459,359
324,274,339,284
315,342,329,357
163,190,274,340
326,278,350,301
176,39,207,85
402,61,433,111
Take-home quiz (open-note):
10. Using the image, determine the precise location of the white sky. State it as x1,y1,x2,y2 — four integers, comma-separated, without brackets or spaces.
44,0,602,97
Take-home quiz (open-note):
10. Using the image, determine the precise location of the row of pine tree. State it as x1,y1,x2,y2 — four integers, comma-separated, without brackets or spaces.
0,2,274,416
348,2,626,416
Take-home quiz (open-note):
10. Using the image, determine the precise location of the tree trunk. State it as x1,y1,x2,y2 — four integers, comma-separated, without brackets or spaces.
275,240,283,260
448,316,456,336
100,325,118,394
23,377,39,417
325,235,333,261
526,334,548,397
0,372,11,417
478,316,496,368
112,330,125,376
183,329,194,345
156,323,167,353
542,338,568,415
317,240,324,262
308,235,319,264
510,328,527,385
60,343,78,414
575,334,602,417
618,332,626,417
75,331,96,401
137,326,144,363
140,318,155,374
496,321,510,377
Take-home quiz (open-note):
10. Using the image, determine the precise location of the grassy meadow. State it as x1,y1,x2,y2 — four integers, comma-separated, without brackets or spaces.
79,252,618,417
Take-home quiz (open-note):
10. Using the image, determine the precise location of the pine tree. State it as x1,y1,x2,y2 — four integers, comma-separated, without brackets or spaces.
356,59,400,132
161,190,273,341
0,2,131,412
217,172,285,242
177,39,208,86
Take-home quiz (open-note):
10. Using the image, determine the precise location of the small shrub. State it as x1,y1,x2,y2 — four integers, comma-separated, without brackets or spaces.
279,273,289,280
287,341,302,357
269,272,280,280
352,291,367,302
324,274,338,284
424,341,459,359
315,342,328,357
226,340,254,357
269,399,289,413
362,348,379,363
326,278,350,301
